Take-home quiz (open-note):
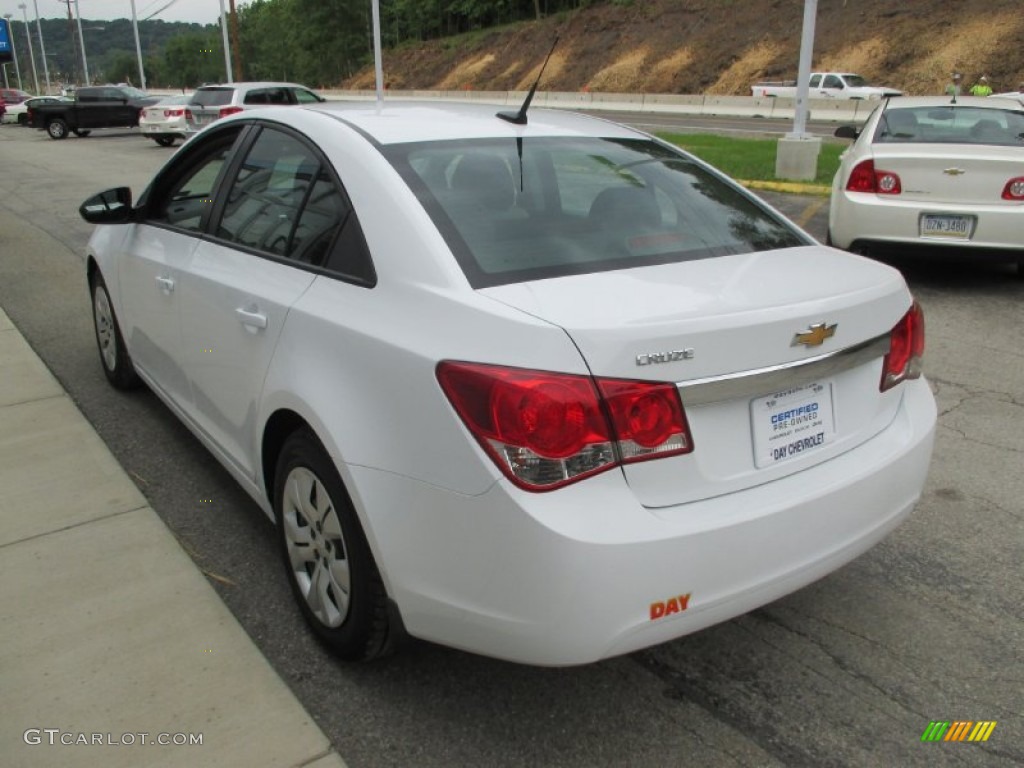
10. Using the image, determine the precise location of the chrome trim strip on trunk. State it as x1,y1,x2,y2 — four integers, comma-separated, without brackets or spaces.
678,334,890,406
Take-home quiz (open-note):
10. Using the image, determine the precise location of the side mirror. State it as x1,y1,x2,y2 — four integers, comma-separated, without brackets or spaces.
834,125,860,140
80,188,134,224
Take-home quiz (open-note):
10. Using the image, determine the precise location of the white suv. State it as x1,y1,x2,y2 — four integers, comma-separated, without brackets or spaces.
186,81,324,133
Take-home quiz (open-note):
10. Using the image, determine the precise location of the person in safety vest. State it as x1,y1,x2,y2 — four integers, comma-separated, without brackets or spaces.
945,72,963,97
969,75,993,96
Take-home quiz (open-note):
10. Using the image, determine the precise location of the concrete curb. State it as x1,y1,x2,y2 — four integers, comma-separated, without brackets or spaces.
0,305,347,768
739,179,833,196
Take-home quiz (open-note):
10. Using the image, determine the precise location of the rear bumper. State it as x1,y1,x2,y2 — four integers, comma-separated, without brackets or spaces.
139,124,186,137
349,377,936,666
830,191,1024,255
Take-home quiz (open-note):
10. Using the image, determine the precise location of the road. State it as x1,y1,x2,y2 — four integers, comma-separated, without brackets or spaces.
0,123,1021,768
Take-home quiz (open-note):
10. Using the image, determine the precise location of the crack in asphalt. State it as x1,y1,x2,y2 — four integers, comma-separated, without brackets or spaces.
631,647,843,768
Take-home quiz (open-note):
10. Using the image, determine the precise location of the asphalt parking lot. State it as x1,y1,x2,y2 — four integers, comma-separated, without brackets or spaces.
0,123,1021,768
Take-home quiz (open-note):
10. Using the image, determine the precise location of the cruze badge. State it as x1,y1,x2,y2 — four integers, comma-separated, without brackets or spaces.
792,322,837,347
636,348,695,366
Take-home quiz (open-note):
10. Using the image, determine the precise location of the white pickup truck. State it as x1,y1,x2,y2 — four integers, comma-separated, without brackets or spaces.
752,72,902,100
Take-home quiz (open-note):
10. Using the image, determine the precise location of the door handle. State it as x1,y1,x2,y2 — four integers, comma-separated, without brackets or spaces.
235,307,268,331
155,275,175,294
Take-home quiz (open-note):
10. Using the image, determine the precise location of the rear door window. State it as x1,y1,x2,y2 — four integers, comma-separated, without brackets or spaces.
210,125,373,284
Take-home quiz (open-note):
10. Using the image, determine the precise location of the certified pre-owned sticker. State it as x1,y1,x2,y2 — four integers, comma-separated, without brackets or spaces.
751,380,836,468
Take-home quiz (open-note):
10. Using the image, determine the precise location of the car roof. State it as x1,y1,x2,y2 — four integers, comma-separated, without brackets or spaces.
197,82,314,91
277,100,643,146
881,95,1024,110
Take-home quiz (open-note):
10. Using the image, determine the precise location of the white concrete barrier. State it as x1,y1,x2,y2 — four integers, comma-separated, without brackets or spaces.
809,98,862,123
641,94,705,114
701,95,762,117
319,89,872,123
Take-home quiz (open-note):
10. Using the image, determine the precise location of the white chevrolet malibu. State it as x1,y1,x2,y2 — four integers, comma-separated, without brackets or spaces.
80,101,936,666
828,96,1024,275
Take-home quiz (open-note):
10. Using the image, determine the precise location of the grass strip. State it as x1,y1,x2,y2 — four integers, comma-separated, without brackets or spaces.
658,132,845,186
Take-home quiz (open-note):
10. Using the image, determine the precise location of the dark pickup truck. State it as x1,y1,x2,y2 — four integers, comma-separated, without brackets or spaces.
30,85,160,139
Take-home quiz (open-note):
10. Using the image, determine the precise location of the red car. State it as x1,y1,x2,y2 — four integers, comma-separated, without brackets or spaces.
0,88,32,104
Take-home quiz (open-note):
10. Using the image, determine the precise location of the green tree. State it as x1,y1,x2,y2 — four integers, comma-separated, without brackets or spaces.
163,31,225,88
101,51,140,85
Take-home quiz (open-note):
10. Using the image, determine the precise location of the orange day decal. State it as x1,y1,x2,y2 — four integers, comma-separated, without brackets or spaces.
650,593,692,621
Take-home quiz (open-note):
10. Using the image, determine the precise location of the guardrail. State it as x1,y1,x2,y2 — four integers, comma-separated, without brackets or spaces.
320,89,877,123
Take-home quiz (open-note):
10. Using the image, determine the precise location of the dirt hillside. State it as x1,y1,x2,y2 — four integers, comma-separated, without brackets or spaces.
344,0,1024,96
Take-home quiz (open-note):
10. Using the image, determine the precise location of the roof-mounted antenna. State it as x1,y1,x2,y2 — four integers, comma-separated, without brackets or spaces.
497,34,560,125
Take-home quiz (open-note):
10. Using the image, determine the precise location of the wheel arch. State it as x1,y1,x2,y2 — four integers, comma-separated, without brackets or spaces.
261,408,312,507
86,255,100,285
260,406,401,603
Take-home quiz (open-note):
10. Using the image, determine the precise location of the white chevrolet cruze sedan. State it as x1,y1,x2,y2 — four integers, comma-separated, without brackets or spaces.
80,101,936,666
828,96,1024,275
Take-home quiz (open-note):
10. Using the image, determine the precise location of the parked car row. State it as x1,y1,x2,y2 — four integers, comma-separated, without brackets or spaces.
8,82,324,147
0,87,34,123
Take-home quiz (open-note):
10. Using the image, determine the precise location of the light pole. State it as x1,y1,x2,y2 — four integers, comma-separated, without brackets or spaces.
3,13,21,90
774,0,821,181
73,0,87,83
128,0,145,89
217,0,233,83
31,0,51,94
17,4,39,94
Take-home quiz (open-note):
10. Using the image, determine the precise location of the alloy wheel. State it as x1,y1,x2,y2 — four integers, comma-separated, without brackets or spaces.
281,466,351,628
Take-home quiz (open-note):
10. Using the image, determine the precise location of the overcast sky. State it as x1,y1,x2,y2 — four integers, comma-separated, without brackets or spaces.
1,0,242,26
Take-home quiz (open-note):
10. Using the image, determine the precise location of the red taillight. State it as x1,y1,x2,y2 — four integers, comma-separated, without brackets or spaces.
164,108,185,118
437,362,692,491
881,302,925,392
219,106,243,118
597,379,691,461
846,159,902,195
1001,177,1024,200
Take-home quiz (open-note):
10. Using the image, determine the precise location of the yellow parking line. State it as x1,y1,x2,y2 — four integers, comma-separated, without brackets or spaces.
795,199,827,229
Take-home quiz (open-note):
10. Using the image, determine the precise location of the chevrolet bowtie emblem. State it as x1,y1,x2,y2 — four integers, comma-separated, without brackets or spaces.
943,167,966,176
792,322,837,347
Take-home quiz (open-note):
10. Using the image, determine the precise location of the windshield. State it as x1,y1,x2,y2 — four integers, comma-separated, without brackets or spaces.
874,106,1024,146
844,75,868,88
192,88,235,107
121,86,149,99
385,137,805,288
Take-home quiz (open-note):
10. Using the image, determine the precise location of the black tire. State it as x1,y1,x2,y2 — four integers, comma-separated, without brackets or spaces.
90,272,141,390
274,428,393,661
17,113,28,126
47,118,69,140
73,129,92,137
154,135,176,147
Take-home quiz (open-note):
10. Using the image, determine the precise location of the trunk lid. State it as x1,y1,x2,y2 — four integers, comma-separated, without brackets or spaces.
869,144,1024,206
481,245,914,507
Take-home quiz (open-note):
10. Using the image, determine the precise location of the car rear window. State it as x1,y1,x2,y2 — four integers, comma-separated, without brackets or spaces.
874,106,1024,146
192,88,235,107
384,137,805,288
